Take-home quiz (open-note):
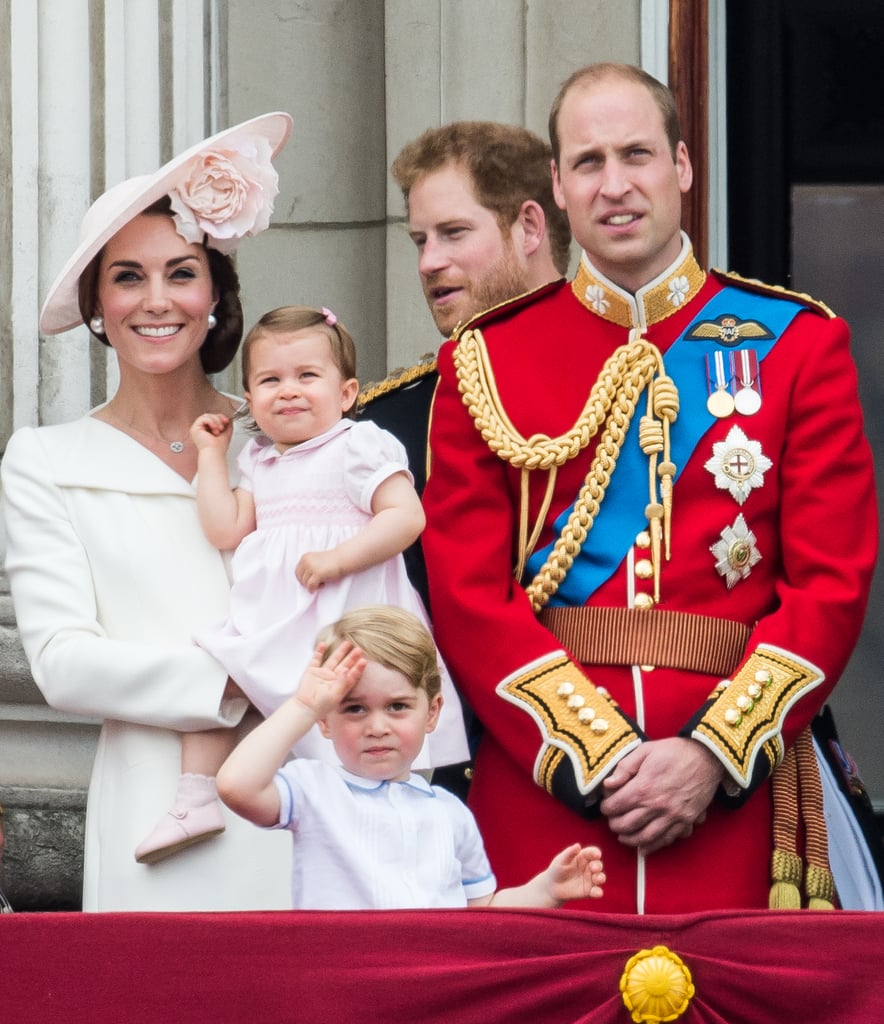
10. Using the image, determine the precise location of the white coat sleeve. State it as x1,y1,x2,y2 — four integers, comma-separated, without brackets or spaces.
1,427,246,732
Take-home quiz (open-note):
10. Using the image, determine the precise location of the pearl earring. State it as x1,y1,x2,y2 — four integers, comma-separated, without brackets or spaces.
89,316,105,335
207,313,218,330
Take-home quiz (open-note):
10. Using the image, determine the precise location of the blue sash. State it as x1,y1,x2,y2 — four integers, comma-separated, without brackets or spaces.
525,286,803,606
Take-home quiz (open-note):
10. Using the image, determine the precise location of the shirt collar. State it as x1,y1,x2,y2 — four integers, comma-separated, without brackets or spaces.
571,231,706,331
336,766,436,797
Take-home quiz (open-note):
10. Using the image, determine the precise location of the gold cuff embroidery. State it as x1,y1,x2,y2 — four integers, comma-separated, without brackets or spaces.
497,652,641,794
692,645,824,787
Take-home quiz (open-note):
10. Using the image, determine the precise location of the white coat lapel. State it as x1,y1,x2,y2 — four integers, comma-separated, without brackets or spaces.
47,416,197,496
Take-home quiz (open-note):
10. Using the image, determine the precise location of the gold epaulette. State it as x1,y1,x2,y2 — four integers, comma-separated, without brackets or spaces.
711,268,836,319
450,278,566,341
357,354,437,409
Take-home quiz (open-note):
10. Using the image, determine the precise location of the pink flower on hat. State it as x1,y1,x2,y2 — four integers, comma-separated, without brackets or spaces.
169,134,280,254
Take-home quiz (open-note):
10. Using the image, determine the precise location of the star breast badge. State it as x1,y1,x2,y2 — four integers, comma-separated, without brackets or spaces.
710,513,762,589
704,425,772,505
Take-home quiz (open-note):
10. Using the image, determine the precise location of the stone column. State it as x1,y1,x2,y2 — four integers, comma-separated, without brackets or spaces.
224,0,390,385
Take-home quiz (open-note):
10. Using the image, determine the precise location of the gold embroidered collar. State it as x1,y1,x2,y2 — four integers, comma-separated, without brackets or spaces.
572,234,706,330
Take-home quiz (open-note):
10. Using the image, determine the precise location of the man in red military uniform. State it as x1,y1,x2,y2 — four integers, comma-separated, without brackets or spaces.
422,63,878,914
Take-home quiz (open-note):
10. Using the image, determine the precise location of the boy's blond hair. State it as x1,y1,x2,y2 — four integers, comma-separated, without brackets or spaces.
317,605,441,701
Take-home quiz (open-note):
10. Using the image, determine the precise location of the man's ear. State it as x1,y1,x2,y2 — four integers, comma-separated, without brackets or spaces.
551,158,567,211
675,140,693,195
516,200,546,258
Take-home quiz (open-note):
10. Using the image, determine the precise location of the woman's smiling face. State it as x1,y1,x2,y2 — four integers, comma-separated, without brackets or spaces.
95,212,217,376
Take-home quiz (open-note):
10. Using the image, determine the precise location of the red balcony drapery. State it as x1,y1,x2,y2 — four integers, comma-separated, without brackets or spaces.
1,908,880,1023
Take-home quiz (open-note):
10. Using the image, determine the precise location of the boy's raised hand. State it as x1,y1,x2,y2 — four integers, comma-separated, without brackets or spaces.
546,843,606,903
294,641,366,719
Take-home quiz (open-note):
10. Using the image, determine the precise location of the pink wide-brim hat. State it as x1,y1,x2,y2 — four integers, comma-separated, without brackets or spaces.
39,111,293,336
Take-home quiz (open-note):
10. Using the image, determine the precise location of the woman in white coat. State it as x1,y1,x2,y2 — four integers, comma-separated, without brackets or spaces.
1,114,294,911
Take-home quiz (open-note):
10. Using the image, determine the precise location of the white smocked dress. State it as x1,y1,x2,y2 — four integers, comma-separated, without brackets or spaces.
196,418,468,768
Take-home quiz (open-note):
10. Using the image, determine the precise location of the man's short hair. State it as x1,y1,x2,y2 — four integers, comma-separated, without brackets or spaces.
548,63,682,165
392,121,571,277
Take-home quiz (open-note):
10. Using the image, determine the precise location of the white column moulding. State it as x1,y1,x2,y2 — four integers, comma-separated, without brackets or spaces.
9,1,41,431
171,0,211,152
35,0,92,425
121,0,163,177
640,0,669,85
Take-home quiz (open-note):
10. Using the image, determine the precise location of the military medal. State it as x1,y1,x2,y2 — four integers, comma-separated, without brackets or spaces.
704,425,772,505
706,350,735,418
734,349,762,416
710,513,762,588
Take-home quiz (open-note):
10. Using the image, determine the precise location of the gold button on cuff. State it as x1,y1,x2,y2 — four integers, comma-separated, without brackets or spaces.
693,647,825,788
634,592,655,609
498,654,641,792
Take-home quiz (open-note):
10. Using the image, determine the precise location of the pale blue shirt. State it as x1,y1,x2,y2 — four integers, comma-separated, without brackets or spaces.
272,760,497,909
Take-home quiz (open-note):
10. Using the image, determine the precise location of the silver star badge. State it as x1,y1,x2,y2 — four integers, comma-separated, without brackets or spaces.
704,425,772,506
710,513,761,589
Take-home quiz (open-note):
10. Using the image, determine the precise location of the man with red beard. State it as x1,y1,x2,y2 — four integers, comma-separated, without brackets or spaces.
360,122,570,594
359,122,570,800
422,63,878,912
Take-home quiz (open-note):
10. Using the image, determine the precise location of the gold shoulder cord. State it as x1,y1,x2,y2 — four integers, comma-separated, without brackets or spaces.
454,328,678,612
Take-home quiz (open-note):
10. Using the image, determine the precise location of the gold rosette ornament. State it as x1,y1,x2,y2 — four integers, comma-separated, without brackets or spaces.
620,946,695,1023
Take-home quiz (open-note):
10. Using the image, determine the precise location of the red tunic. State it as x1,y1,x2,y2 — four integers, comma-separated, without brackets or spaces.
422,245,877,913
